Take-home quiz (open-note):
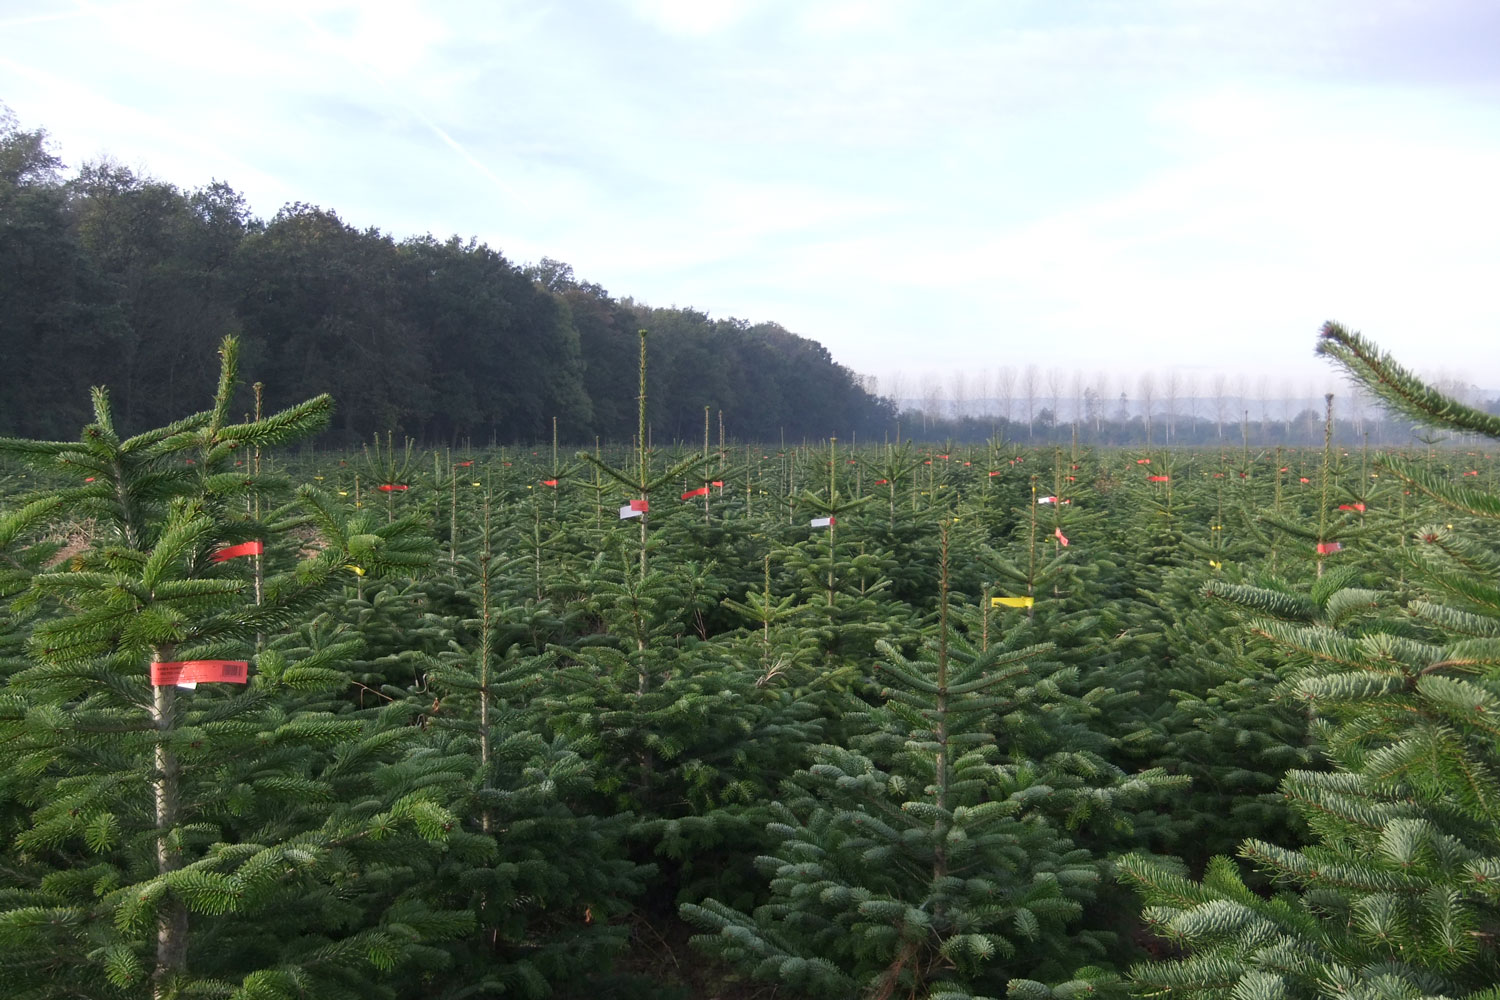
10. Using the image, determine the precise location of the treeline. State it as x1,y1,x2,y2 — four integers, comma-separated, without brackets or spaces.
0,113,893,443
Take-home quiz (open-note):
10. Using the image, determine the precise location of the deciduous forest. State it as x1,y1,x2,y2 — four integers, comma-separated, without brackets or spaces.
0,113,892,445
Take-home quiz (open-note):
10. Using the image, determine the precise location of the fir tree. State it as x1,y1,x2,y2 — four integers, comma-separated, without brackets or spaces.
685,524,1175,997
0,338,467,999
1122,324,1500,999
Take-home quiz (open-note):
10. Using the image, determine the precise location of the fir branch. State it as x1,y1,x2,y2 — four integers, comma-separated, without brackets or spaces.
1317,321,1500,439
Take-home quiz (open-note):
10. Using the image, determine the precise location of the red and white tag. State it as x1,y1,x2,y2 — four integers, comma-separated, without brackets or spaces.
151,660,249,689
810,516,835,528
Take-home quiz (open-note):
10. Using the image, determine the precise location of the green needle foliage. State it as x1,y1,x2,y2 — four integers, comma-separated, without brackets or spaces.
1123,326,1500,999
685,525,1175,997
0,338,470,1000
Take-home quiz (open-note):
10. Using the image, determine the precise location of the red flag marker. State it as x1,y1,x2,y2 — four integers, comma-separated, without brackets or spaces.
1300,477,1310,484
541,479,558,487
378,484,410,492
711,480,724,487
989,470,1001,477
84,477,96,482
150,660,249,686
1136,458,1151,465
1338,503,1366,512
1316,541,1342,555
1148,475,1170,482
1465,470,1479,476
875,479,890,485
938,454,950,459
1213,473,1223,478
682,487,709,499
455,460,473,467
1054,526,1069,547
212,541,263,563
630,499,649,511
1280,467,1289,472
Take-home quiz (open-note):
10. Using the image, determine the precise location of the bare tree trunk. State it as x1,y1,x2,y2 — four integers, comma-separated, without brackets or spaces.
150,652,187,998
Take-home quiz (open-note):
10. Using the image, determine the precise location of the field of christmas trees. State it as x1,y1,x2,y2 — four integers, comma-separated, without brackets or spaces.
3,323,1500,1000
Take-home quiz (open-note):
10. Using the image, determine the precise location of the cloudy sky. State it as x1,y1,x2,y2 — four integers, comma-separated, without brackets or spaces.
4,0,1499,395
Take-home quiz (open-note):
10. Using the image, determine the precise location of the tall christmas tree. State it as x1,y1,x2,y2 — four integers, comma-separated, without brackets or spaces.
0,338,470,999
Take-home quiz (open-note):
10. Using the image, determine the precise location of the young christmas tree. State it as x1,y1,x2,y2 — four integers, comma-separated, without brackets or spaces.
685,523,1176,997
0,338,469,999
1121,323,1500,999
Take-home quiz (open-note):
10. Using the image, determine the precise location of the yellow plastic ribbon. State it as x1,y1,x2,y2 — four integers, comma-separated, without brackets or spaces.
992,596,1035,608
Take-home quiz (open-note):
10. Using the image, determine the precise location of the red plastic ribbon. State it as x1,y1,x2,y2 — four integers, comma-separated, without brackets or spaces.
1300,477,1310,484
1465,470,1479,476
681,487,709,499
711,480,724,487
212,541,263,563
875,479,890,485
1136,458,1150,465
1316,541,1342,555
378,484,409,492
1338,503,1366,512
1054,527,1069,547
988,471,1000,477
541,479,558,487
455,460,473,467
1148,475,1170,482
151,660,249,686
630,499,649,512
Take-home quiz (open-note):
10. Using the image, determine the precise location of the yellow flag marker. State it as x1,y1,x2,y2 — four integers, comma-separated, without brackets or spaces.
1209,560,1222,569
992,596,1035,608
338,490,349,496
1211,525,1222,531
472,481,482,487
345,564,366,576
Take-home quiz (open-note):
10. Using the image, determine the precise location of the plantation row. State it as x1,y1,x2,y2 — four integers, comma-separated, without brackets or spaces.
2,325,1500,999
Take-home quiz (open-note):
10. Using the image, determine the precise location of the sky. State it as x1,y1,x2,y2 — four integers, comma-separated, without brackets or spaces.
4,0,1500,398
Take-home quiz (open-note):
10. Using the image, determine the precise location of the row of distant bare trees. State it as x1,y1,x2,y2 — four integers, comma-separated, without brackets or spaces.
873,367,1491,444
